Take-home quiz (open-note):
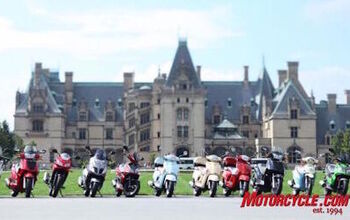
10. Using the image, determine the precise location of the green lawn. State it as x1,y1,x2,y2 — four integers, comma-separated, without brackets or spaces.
0,169,339,197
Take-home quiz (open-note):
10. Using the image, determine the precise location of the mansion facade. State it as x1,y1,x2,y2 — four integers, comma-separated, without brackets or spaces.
14,40,350,164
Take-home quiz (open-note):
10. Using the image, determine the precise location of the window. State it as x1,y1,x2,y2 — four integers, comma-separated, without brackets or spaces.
157,99,160,104
105,128,113,140
242,115,249,124
79,128,86,140
32,120,43,132
329,121,336,130
291,127,298,138
346,121,350,129
140,102,150,109
326,135,331,145
183,126,188,138
177,98,180,103
177,108,189,121
227,98,232,108
290,109,298,119
140,129,150,142
140,112,150,124
72,132,76,138
129,118,135,128
205,99,208,108
213,115,221,124
79,111,87,121
128,134,135,145
177,109,183,120
157,132,160,138
117,99,123,107
177,126,188,138
128,103,135,112
184,109,189,120
177,126,182,138
33,103,44,113
242,130,249,138
140,146,150,152
288,146,301,163
186,98,189,103
105,112,113,121
95,98,100,107
157,114,160,119
157,145,161,152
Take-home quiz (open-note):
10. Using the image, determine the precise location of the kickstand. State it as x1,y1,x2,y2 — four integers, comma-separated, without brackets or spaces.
98,190,103,197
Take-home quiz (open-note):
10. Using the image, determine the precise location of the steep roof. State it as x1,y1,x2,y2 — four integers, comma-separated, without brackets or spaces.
315,104,350,144
256,68,275,120
271,80,315,117
166,40,201,88
203,81,260,123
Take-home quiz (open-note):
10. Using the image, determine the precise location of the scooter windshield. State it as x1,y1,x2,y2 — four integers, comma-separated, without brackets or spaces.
94,149,106,160
164,160,179,175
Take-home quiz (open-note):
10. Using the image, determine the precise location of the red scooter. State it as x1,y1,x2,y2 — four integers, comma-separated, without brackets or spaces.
5,145,46,197
221,155,251,197
43,149,72,197
112,146,143,197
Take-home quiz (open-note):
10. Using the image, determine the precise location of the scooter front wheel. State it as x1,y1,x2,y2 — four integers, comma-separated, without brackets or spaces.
90,182,100,197
25,178,33,198
209,181,218,198
193,187,202,197
223,188,231,197
239,181,249,197
166,180,175,198
154,188,162,197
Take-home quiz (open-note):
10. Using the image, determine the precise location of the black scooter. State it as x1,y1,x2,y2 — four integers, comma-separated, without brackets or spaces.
251,150,285,195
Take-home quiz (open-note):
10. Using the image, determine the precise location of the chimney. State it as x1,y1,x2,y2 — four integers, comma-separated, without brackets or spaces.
345,90,350,105
278,70,287,87
327,94,337,113
244,66,249,86
65,72,73,106
33,62,42,87
196,65,201,81
287,61,299,82
123,72,134,92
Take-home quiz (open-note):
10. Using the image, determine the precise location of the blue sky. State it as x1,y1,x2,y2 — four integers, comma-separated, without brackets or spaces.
1,0,350,129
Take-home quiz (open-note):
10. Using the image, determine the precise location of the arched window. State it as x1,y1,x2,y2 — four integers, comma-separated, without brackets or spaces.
287,145,302,163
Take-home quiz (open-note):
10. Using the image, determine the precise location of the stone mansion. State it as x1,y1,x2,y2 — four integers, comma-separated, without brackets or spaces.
14,40,350,164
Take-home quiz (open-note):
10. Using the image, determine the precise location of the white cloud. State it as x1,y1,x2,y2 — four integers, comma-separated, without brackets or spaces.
304,0,350,20
0,5,244,59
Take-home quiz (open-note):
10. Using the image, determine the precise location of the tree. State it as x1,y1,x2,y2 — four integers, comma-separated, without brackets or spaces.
331,129,350,154
0,121,18,159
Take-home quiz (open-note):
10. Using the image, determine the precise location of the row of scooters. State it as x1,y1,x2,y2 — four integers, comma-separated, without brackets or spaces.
0,145,349,198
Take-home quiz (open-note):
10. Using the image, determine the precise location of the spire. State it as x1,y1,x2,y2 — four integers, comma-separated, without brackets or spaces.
165,40,201,88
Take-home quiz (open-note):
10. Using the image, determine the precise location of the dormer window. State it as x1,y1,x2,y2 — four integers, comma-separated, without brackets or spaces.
33,103,44,113
242,115,249,124
117,98,123,107
105,112,114,122
290,109,298,119
95,98,100,107
182,84,187,90
346,121,350,129
79,111,87,121
329,120,336,130
227,98,232,108
72,99,77,107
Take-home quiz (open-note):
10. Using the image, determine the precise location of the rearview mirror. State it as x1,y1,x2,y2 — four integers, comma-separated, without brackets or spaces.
51,149,58,154
39,149,46,154
109,150,116,155
85,145,91,150
123,145,129,152
75,156,81,160
329,148,335,154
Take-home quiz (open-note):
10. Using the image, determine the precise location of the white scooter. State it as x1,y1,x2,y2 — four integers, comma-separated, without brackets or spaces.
148,154,180,197
288,157,318,195
78,146,108,197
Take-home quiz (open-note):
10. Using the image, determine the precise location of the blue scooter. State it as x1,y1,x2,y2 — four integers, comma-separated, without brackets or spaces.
148,154,180,197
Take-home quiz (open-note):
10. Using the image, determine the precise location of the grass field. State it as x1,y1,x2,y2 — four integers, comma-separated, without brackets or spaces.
0,169,337,197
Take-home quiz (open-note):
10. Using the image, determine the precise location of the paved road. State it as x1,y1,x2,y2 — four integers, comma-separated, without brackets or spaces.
0,196,348,220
